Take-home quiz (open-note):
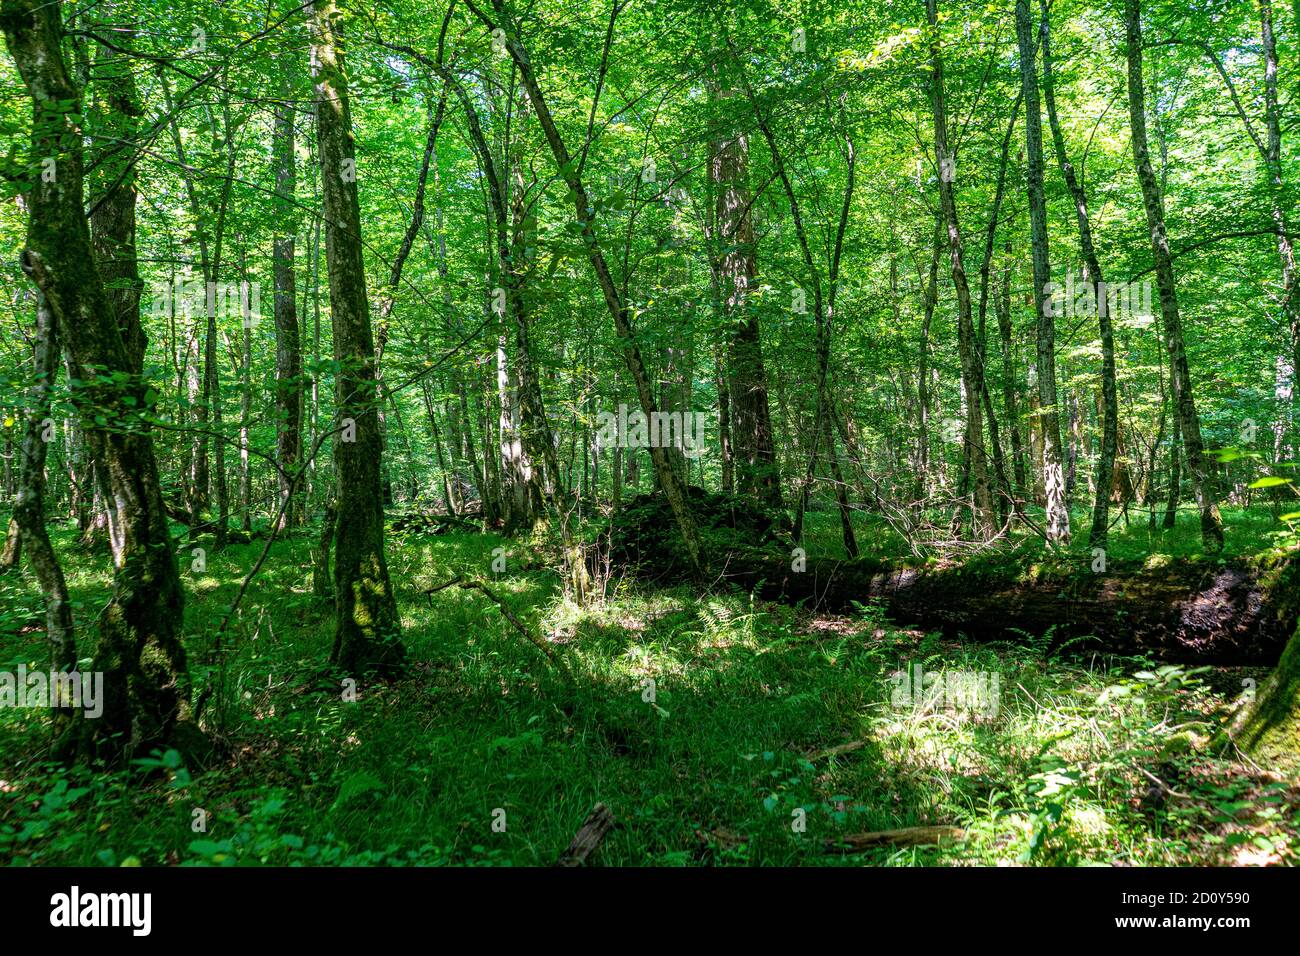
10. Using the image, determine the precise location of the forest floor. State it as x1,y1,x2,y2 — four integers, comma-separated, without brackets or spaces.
2,507,1298,866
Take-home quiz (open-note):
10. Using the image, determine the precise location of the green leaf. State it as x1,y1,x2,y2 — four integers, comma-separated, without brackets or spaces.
335,771,384,805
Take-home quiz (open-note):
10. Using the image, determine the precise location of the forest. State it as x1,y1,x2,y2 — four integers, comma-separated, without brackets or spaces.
0,0,1298,872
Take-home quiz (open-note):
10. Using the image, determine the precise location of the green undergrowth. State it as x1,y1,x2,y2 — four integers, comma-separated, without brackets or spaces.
1,507,1296,866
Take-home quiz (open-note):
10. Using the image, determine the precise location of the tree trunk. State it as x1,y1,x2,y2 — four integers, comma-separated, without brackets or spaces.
715,350,733,494
1039,0,1119,549
497,334,533,529
1123,0,1224,550
238,279,252,532
914,216,942,509
709,71,781,508
474,0,704,575
1164,409,1182,529
1229,619,1300,773
1258,0,1300,446
6,294,76,739
508,100,556,527
207,87,236,549
272,81,304,530
308,0,405,674
88,20,145,374
1016,0,1071,546
81,16,145,563
929,0,995,538
996,238,1028,503
313,495,337,599
4,0,199,763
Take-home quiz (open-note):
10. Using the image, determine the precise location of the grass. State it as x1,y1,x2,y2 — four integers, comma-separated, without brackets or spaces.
1,506,1298,866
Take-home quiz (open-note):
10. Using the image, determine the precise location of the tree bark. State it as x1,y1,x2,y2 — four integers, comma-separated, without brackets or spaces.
238,253,252,532
79,15,145,561
312,494,337,599
914,215,942,509
88,19,145,374
207,87,235,548
508,96,555,527
1258,0,1299,444
1164,409,1182,530
709,70,782,508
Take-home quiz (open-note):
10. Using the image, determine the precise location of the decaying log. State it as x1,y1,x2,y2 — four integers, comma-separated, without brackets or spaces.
556,802,615,867
389,511,484,535
809,740,867,761
607,492,1299,664
712,549,1299,664
825,825,966,853
164,498,194,525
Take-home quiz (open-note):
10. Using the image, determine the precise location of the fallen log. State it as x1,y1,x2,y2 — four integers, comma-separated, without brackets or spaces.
389,511,483,535
556,803,615,867
825,825,966,852
164,498,194,526
809,739,868,761
604,491,1299,664
712,548,1299,664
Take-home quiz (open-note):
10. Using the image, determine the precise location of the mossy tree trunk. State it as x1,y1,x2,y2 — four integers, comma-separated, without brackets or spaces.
2,0,199,763
1229,560,1300,770
715,549,1296,664
1231,623,1300,772
308,0,405,675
